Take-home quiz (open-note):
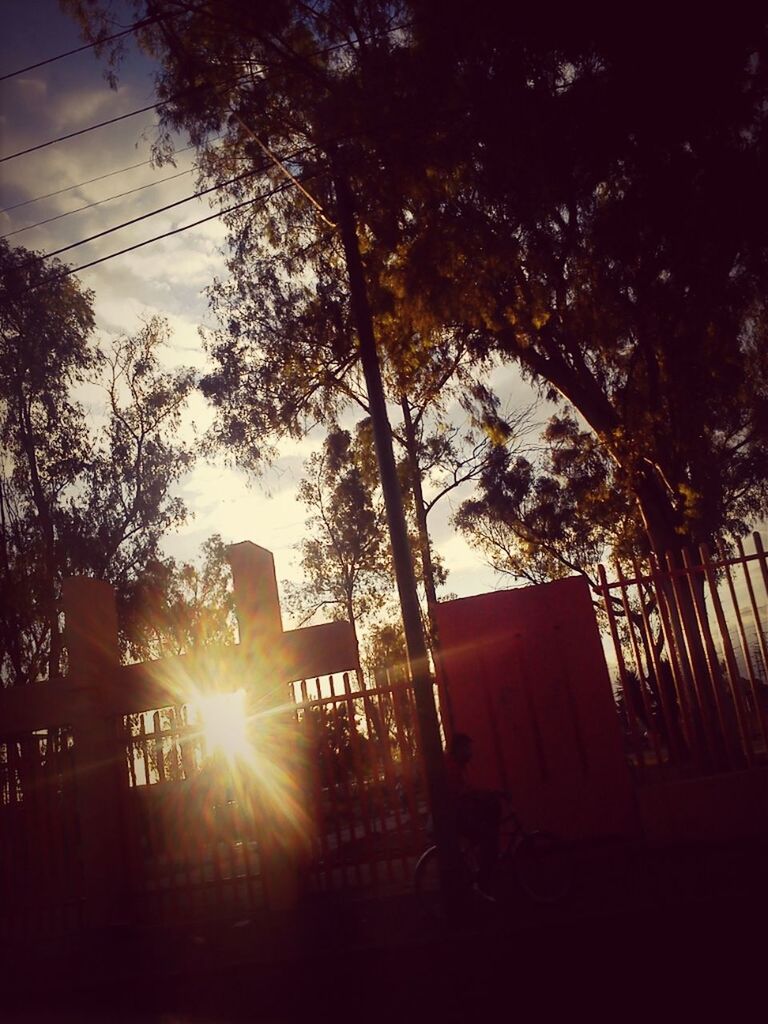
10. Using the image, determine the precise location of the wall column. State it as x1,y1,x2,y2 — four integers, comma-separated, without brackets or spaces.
62,577,126,930
226,543,309,914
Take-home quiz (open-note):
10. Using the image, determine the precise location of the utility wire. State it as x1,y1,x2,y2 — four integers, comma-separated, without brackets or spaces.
1,166,193,240
34,143,314,261
50,176,314,282
0,72,249,165
0,139,208,215
0,103,159,165
0,22,411,166
42,166,263,260
0,13,167,83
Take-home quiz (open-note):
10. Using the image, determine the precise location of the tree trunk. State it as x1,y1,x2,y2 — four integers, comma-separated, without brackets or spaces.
399,397,453,734
331,164,461,912
17,394,61,680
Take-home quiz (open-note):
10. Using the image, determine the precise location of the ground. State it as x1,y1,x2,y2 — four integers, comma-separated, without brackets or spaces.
3,836,768,1022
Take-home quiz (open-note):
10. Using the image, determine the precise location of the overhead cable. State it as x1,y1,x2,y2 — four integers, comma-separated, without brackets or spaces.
52,175,318,281
0,140,207,215
36,144,314,260
0,13,168,83
1,166,193,240
0,102,159,165
0,22,411,165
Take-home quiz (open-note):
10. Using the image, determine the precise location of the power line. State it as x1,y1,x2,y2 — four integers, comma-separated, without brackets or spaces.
1,166,193,240
34,143,314,261
52,176,316,282
0,140,206,215
0,13,168,83
0,72,248,166
42,166,264,260
0,23,412,166
0,102,159,165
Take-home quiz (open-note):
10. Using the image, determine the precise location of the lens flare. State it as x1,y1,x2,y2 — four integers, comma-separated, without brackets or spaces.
197,688,250,761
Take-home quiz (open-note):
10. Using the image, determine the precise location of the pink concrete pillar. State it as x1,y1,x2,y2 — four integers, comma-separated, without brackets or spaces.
62,577,126,929
226,541,283,651
225,542,309,913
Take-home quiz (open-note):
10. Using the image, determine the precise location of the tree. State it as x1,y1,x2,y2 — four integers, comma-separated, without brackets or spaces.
122,533,237,660
455,412,640,588
0,241,195,683
284,422,393,662
0,240,95,682
394,6,768,559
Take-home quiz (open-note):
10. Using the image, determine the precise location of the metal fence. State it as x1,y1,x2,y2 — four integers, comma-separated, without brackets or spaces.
0,663,430,941
294,668,428,894
119,705,265,927
0,728,82,939
597,532,768,780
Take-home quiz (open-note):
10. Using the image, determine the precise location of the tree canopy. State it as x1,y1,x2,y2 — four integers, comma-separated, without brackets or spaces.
0,241,195,682
284,422,392,649
64,1,768,575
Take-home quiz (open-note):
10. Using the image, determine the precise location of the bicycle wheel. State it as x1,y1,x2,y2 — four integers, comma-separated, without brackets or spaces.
514,831,573,904
413,845,443,919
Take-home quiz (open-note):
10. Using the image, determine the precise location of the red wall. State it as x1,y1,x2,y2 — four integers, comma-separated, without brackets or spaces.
435,576,639,840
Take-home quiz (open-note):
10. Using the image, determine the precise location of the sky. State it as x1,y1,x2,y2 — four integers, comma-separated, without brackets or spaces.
0,0,542,629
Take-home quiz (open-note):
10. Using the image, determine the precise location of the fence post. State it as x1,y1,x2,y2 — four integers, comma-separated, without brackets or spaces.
62,577,125,931
226,542,310,915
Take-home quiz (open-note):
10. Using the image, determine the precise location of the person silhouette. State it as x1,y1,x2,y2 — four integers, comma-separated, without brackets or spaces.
445,732,501,896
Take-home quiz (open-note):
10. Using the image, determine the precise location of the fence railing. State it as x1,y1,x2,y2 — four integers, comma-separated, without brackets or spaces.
293,668,428,894
0,728,82,940
0,664,427,940
597,532,768,780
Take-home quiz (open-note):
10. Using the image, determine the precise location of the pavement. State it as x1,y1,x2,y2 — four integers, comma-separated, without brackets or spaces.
4,835,768,1022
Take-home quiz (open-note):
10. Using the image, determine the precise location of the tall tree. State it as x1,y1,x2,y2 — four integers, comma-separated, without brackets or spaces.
455,413,639,587
65,0,465,878
0,241,195,683
395,6,768,558
284,422,392,658
122,533,237,660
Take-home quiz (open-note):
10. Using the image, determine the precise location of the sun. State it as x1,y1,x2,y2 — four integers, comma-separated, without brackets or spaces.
197,688,251,761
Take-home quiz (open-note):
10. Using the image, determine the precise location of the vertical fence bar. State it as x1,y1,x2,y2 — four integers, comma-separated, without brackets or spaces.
360,676,393,885
300,678,328,893
649,549,701,766
665,549,725,768
315,682,348,890
717,540,768,755
616,561,666,771
597,564,648,775
682,545,746,768
699,544,754,765
631,557,685,767
738,538,768,683
751,534,768,682
737,537,768,742
341,671,377,887
367,673,410,883
331,678,360,886
387,667,421,841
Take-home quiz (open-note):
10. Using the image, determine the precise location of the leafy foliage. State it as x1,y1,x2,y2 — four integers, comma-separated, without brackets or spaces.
121,533,237,660
455,413,641,586
63,2,768,578
0,241,194,683
284,422,393,646
394,6,768,555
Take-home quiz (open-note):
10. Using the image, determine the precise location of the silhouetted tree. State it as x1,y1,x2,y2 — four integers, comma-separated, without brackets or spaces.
0,241,194,683
284,423,393,660
397,6,768,558
455,413,639,587
122,533,237,660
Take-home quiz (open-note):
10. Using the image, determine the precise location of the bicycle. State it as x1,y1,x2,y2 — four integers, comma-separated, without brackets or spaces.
413,793,574,918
